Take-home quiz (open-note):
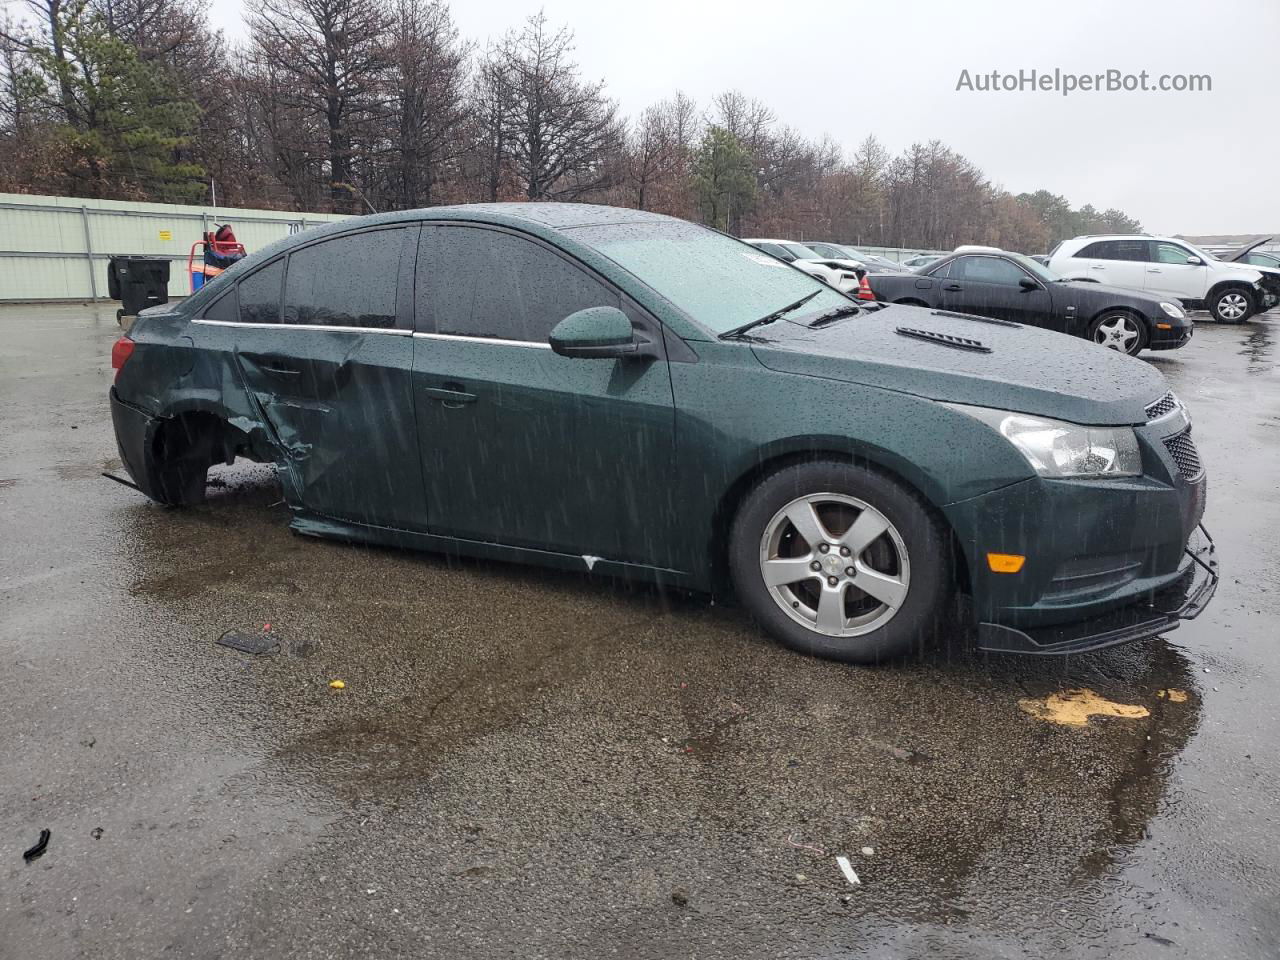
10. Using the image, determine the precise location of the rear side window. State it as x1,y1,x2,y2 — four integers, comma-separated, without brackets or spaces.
1078,240,1150,262
202,288,238,322
238,260,284,324
419,226,618,343
284,229,403,328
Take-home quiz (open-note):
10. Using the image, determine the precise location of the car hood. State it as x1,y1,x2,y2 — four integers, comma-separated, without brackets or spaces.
1221,236,1274,261
748,303,1167,425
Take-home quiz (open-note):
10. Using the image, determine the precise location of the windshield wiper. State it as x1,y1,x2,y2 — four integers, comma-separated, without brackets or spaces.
719,291,821,340
805,304,862,328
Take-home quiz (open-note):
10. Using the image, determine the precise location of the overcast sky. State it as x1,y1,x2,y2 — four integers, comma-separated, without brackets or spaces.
47,0,1280,233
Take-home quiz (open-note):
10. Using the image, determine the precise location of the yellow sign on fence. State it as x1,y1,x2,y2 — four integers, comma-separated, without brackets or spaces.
158,230,172,241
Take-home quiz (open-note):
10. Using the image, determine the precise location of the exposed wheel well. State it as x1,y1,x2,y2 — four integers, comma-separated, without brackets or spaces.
707,449,971,600
151,410,234,466
1207,281,1255,302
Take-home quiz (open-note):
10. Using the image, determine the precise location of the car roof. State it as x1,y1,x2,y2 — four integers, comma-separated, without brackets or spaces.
953,244,1004,254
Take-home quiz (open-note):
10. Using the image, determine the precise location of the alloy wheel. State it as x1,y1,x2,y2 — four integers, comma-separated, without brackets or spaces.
1217,292,1249,321
1094,314,1141,353
758,493,910,638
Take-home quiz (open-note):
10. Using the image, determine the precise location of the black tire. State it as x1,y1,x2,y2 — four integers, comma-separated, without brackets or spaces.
728,461,951,664
1209,286,1255,324
1088,310,1148,357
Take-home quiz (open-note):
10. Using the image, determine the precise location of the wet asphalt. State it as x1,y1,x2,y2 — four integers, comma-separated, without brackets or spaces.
1,304,1278,959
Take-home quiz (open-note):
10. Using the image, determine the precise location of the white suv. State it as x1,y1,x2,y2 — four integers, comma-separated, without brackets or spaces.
1048,235,1280,323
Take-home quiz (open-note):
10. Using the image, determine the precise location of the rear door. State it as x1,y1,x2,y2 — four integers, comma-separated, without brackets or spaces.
940,255,1054,325
412,223,678,567
1071,239,1149,290
1145,240,1208,300
226,226,427,529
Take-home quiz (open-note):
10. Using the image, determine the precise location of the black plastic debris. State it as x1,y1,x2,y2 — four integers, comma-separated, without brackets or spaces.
216,629,281,656
23,829,50,862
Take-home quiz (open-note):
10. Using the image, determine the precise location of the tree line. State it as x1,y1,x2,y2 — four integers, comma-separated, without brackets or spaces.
0,0,1142,252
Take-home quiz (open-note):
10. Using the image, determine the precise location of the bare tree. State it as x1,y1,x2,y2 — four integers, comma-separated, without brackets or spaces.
248,0,389,211
382,0,467,208
487,13,620,201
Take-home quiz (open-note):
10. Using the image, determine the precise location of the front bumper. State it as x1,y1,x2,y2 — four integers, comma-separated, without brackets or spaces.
1148,320,1193,350
975,524,1218,654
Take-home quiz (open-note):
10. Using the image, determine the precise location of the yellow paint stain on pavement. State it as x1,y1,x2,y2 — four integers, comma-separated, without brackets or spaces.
1158,688,1189,703
1018,689,1150,726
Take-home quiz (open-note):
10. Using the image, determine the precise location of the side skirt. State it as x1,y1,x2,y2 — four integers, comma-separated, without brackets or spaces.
288,509,698,590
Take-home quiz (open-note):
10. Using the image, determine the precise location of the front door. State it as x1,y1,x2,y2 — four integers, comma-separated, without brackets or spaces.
412,224,678,568
941,255,1055,326
1145,240,1208,301
227,227,427,530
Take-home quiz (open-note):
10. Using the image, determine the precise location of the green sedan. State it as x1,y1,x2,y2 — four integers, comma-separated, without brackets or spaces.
109,204,1217,662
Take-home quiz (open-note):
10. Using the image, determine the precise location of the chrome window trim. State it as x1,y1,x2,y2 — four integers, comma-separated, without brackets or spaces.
192,318,411,335
411,331,552,350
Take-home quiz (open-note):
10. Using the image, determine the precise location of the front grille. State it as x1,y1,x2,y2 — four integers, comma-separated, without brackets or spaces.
1146,391,1179,420
1164,429,1204,481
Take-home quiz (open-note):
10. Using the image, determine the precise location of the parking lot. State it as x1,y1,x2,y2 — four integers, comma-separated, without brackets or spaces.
2,303,1278,958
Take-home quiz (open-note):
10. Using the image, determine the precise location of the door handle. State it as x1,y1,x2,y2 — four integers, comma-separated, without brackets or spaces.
423,385,477,408
1147,268,1162,273
1090,264,1105,270
261,363,301,377
943,283,962,291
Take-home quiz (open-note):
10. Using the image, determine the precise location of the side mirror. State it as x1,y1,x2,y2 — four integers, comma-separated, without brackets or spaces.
549,306,644,359
1018,277,1040,291
1186,256,1203,266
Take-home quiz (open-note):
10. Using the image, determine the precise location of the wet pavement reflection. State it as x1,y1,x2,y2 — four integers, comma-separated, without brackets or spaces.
2,306,1278,958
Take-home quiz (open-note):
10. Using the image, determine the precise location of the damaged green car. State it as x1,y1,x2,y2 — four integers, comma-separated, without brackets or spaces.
110,204,1216,662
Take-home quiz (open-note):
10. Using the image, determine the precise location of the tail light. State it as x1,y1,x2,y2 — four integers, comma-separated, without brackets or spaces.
857,274,876,301
111,336,135,382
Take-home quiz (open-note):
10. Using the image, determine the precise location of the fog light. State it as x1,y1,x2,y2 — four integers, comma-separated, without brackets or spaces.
987,552,1026,573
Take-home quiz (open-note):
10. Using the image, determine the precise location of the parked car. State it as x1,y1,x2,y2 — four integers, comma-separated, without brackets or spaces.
902,254,942,269
110,204,1216,663
864,248,1192,356
1048,234,1280,323
1213,238,1280,309
743,239,864,293
805,242,912,274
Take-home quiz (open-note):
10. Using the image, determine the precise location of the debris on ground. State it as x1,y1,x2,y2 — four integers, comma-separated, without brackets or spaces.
330,680,346,690
670,888,689,907
785,834,826,856
90,827,103,840
23,828,51,862
1017,689,1149,727
216,627,280,656
1158,689,1189,703
866,738,931,764
860,846,874,857
835,856,861,886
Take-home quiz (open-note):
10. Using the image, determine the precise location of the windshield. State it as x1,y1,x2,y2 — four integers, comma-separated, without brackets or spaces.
838,246,871,261
568,221,851,335
1007,252,1060,282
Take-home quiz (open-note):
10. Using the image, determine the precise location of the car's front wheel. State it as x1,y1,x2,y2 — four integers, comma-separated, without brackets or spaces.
728,461,950,663
1089,311,1147,356
1209,286,1255,323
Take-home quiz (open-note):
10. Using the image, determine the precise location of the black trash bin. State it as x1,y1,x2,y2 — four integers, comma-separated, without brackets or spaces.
107,256,170,320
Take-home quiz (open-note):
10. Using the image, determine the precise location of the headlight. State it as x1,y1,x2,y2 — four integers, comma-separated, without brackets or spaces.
1159,302,1185,319
946,404,1141,478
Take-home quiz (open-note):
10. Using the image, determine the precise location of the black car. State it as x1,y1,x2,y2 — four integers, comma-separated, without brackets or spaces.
864,249,1192,357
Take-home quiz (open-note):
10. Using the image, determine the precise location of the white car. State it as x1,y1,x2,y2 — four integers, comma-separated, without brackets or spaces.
743,239,864,294
1048,234,1280,323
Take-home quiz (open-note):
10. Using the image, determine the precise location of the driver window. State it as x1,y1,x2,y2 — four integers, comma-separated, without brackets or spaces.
955,256,1025,286
1155,243,1196,265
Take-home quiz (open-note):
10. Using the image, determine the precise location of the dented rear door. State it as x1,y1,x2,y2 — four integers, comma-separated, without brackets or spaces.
229,226,426,529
